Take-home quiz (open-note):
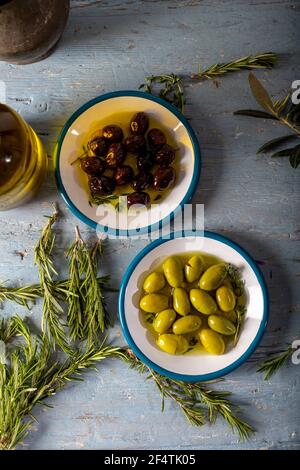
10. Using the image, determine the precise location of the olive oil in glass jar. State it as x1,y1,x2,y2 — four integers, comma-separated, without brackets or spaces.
0,104,47,210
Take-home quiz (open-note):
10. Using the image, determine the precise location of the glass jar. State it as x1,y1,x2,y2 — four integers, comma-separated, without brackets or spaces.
0,103,47,210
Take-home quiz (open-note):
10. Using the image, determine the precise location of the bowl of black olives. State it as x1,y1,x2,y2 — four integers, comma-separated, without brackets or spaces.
55,91,201,235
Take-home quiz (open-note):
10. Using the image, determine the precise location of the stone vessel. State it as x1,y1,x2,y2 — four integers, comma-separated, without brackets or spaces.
0,0,70,64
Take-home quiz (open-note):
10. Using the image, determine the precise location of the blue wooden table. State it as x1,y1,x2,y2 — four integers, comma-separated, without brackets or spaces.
0,0,299,450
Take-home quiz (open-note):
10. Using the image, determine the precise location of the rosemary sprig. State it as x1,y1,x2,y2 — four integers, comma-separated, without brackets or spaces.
0,315,123,450
66,229,85,341
234,73,300,168
0,276,112,310
89,193,128,208
140,74,185,114
75,228,111,343
34,207,71,354
139,53,276,115
224,264,245,297
257,346,297,380
122,349,254,441
191,52,277,80
233,305,247,346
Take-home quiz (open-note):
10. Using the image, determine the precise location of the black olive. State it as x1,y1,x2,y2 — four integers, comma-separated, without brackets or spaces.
80,156,106,176
88,136,107,157
153,166,176,191
114,165,134,185
130,112,149,135
123,135,146,153
147,128,167,150
127,192,150,208
102,125,124,143
89,175,115,195
155,144,176,166
137,149,155,172
131,172,153,191
106,143,126,168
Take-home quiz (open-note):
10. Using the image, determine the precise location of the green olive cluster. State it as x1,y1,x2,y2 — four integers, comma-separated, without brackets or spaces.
80,112,178,207
139,255,240,356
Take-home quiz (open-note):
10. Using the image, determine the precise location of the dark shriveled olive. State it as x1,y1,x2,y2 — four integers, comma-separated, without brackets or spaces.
147,128,167,150
114,166,134,185
106,143,126,168
130,112,149,135
127,192,150,208
153,166,176,191
88,136,107,157
102,125,124,143
131,172,153,191
80,156,106,176
123,135,146,153
89,175,115,195
137,150,155,172
155,144,176,166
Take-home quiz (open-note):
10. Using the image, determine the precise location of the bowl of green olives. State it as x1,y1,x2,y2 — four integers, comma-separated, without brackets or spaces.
55,91,201,235
119,231,268,382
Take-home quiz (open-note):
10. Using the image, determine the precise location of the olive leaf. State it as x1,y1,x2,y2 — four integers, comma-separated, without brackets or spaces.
233,109,278,120
234,74,300,168
248,72,276,115
271,144,300,168
257,134,298,154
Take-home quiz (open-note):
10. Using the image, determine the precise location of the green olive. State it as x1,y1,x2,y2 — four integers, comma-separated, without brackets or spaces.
189,289,217,315
172,315,202,335
199,263,226,291
153,309,176,334
216,285,236,312
208,315,236,335
173,287,191,316
163,256,183,287
140,293,169,313
175,335,189,354
157,334,178,355
184,255,204,283
143,272,165,293
218,310,237,323
199,328,225,355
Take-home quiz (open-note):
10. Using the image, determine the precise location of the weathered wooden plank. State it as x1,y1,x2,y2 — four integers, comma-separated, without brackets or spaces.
0,0,299,450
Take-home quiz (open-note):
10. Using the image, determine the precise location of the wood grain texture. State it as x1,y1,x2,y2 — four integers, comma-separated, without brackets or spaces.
0,0,299,450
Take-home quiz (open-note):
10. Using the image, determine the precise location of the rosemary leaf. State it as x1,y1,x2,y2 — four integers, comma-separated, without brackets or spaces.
191,52,277,80
257,346,295,380
224,264,245,297
75,228,111,343
66,229,85,341
139,74,185,114
0,315,123,450
34,207,71,354
233,305,247,346
121,349,254,440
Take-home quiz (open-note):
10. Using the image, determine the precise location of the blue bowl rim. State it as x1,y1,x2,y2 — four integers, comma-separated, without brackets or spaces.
55,90,201,236
118,230,269,382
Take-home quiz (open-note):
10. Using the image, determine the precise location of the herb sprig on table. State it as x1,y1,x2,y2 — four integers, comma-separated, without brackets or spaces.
0,315,122,451
139,52,277,114
122,349,254,441
257,345,299,380
0,210,256,448
234,73,300,168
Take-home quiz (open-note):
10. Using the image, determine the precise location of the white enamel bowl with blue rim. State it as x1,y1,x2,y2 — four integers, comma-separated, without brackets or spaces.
55,91,201,235
119,231,269,382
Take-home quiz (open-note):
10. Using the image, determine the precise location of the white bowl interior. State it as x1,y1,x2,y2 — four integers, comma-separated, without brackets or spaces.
123,236,266,377
58,95,196,231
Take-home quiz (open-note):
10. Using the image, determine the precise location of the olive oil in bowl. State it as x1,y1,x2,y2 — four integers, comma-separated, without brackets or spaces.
0,104,47,210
